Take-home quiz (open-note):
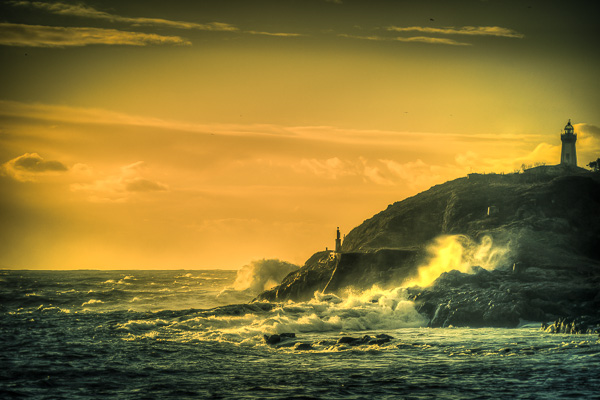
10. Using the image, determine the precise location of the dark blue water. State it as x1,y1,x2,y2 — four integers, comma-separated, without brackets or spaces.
1,270,599,399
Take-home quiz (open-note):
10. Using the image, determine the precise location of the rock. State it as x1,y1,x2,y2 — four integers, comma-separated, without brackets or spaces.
368,336,392,346
279,332,296,339
375,333,394,340
337,336,360,345
294,343,313,351
541,316,600,334
254,168,600,328
264,332,296,345
263,334,281,345
336,335,374,346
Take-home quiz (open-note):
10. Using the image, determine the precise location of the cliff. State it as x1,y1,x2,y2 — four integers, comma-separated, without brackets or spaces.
256,166,600,327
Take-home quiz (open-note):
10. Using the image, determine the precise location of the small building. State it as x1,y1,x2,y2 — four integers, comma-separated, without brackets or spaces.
560,120,577,166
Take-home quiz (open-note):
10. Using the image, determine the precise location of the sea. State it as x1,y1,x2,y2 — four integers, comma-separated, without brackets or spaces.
1,269,599,399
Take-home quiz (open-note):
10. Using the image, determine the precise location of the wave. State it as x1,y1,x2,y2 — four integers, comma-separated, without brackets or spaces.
217,259,300,303
119,285,427,344
405,234,510,287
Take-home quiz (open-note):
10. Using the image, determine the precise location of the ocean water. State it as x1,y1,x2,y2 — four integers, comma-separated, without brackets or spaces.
1,269,599,399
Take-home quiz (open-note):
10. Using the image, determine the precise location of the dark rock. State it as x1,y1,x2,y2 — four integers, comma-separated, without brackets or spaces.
264,332,296,345
279,332,296,339
368,335,392,345
375,333,394,340
336,335,373,346
294,343,313,351
337,336,359,345
541,316,600,334
263,334,281,345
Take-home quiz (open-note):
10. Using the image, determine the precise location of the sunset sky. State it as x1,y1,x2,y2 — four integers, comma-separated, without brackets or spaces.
1,0,599,269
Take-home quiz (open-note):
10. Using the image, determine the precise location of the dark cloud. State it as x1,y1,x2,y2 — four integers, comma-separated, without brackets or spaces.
1,153,68,181
13,153,67,172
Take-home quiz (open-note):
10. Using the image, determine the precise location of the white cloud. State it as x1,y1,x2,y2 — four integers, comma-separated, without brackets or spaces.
0,23,191,47
10,1,238,31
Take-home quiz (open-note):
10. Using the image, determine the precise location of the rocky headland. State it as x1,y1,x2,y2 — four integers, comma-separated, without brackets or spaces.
256,165,600,329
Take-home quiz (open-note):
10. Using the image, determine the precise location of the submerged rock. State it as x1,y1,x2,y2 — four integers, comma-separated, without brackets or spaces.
336,334,394,346
263,332,296,345
294,343,313,351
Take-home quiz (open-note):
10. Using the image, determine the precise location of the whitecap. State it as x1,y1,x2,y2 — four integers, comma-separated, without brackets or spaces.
81,299,103,306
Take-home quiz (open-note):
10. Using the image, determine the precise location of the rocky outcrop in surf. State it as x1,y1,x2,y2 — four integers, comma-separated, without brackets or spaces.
256,166,600,328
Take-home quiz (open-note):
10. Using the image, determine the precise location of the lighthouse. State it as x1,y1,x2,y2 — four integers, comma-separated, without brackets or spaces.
335,227,342,253
560,120,577,166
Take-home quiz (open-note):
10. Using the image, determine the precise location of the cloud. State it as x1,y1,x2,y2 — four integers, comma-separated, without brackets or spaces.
1,152,68,181
338,33,470,46
381,159,456,190
0,100,543,147
575,123,600,138
125,178,168,192
71,161,167,202
394,36,471,46
245,31,304,37
454,143,560,173
296,157,357,179
0,23,191,47
0,100,294,138
386,26,524,39
10,1,238,31
296,157,394,185
339,25,523,46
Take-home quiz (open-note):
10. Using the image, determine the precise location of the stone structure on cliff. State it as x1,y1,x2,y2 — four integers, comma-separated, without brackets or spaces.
560,119,577,166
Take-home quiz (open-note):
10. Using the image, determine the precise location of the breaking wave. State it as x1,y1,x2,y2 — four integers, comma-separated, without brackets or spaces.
217,259,299,303
119,285,428,344
405,234,510,287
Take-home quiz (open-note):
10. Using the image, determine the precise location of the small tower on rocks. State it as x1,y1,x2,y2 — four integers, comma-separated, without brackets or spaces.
335,227,342,253
560,119,577,166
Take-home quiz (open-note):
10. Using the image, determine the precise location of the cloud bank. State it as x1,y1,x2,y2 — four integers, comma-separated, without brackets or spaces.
0,23,190,47
10,1,238,31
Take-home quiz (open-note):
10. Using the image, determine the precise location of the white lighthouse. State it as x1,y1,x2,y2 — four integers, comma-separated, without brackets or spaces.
560,119,577,166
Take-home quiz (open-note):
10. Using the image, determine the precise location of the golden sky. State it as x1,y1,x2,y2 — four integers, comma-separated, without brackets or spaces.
1,0,599,269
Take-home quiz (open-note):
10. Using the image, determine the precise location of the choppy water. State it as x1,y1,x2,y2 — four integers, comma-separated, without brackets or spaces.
1,270,599,399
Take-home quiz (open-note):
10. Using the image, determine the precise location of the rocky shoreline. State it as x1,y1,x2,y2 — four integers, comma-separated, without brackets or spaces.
255,167,600,328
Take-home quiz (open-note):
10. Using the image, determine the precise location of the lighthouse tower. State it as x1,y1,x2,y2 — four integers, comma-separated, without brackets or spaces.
335,227,342,253
560,120,577,166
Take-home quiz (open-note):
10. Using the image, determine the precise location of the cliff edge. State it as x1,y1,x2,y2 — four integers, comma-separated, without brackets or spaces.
256,166,600,327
